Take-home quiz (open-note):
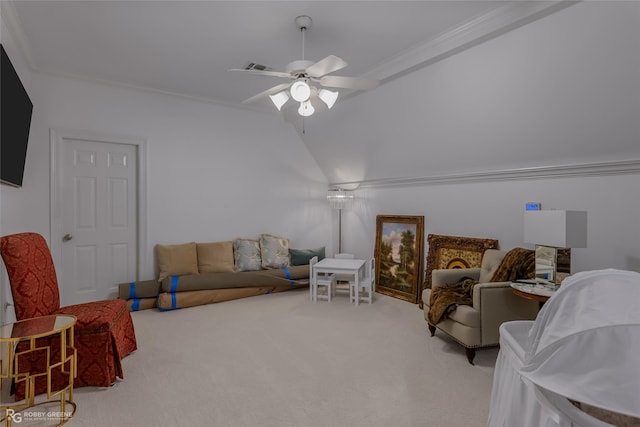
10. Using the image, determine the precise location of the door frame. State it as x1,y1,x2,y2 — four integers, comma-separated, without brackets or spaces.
50,128,147,302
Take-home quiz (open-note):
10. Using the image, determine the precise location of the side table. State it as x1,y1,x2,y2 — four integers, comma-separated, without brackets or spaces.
0,315,77,426
510,281,559,306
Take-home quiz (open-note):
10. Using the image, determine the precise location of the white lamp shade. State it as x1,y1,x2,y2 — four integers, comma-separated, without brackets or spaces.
524,210,587,248
327,188,354,209
318,89,338,109
298,100,315,117
290,80,311,102
269,91,289,111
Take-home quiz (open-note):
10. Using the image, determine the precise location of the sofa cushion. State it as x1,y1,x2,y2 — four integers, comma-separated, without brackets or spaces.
197,241,235,273
447,304,480,328
259,234,290,269
233,239,262,272
479,249,507,283
423,287,480,328
289,247,325,266
156,242,199,281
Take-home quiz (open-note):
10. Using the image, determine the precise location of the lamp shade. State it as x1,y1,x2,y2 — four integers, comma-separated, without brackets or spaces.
327,188,354,209
269,91,289,111
298,100,315,117
290,80,311,102
524,210,587,248
318,89,338,109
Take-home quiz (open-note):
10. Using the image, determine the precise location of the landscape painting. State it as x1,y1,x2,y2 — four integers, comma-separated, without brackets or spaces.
374,215,424,303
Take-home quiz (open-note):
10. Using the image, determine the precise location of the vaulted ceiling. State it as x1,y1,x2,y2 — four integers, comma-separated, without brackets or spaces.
4,1,569,114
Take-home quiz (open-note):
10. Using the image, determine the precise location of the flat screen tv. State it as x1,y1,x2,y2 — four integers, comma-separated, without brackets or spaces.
1,44,33,188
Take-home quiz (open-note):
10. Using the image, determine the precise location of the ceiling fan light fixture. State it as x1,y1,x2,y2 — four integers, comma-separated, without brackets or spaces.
290,79,311,102
318,89,339,109
298,100,315,117
269,91,290,111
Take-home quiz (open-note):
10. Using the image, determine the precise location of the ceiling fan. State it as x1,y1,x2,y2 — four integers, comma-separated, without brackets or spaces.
229,15,379,117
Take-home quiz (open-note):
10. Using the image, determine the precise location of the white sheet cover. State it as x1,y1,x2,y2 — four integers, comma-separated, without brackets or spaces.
488,269,640,427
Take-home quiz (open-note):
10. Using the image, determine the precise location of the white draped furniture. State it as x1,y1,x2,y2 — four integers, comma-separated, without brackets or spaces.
488,269,640,427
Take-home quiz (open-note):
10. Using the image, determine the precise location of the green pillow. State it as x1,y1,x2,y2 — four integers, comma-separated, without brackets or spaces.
289,247,325,266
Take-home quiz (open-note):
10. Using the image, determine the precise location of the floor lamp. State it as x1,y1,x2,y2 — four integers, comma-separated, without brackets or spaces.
327,188,354,254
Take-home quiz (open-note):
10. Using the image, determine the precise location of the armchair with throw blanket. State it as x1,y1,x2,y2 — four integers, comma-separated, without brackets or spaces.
422,248,539,364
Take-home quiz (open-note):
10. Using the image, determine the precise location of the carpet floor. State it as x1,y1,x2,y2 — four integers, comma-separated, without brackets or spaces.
67,289,497,426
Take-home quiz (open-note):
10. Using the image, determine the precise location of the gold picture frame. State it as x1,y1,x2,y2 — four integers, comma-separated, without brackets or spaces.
374,215,424,303
421,234,499,307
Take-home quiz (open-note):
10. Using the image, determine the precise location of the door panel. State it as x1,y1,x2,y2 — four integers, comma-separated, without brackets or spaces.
59,138,137,305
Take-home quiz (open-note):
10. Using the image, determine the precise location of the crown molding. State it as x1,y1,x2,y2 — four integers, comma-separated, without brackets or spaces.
364,1,580,83
330,159,640,189
0,1,37,69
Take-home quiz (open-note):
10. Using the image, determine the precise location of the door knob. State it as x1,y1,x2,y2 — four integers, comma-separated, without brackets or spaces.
63,234,73,242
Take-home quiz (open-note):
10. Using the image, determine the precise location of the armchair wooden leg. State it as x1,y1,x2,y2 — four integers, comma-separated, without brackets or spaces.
465,348,476,365
428,324,436,336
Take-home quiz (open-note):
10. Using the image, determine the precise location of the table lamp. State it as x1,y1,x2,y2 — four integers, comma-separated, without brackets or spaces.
524,210,587,284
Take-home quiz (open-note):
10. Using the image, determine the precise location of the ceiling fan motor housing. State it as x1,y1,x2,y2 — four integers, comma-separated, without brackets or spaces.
286,60,315,75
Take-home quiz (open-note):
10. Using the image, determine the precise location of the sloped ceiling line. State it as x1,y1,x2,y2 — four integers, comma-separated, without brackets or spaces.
330,159,640,189
0,1,37,68
364,1,579,84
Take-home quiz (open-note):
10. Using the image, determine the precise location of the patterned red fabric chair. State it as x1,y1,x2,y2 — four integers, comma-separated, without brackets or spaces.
0,232,137,399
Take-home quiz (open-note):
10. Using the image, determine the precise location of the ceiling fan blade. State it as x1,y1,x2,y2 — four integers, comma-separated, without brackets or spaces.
242,82,292,104
318,75,380,91
229,69,293,79
305,55,348,78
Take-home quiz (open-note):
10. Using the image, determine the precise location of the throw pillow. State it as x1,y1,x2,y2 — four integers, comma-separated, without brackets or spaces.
233,239,262,272
259,234,291,269
289,247,326,266
197,241,235,273
156,242,199,281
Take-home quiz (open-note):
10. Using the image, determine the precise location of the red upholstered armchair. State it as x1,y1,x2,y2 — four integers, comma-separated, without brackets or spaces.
0,232,137,399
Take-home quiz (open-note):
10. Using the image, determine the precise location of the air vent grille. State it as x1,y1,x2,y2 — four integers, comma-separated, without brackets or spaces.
244,62,272,71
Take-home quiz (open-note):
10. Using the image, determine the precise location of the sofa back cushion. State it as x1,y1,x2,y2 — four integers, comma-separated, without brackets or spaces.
290,247,325,266
479,249,507,283
156,242,199,281
197,241,235,273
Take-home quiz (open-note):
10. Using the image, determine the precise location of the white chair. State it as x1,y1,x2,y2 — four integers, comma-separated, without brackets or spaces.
333,253,355,296
488,269,640,427
309,256,336,302
350,258,375,305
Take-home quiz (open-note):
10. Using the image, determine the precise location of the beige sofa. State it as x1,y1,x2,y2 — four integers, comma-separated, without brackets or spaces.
119,236,321,311
422,249,539,364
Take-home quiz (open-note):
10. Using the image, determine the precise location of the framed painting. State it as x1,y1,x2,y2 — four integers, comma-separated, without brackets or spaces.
374,215,424,303
422,234,499,300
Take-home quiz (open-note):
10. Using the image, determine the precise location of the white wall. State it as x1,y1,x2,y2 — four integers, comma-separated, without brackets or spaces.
306,2,640,182
1,9,332,315
303,2,640,277
341,174,640,274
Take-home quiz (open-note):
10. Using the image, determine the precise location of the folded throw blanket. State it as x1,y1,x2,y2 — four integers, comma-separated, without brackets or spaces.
428,247,535,325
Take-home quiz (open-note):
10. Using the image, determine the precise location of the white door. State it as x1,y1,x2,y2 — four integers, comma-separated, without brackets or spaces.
57,137,138,305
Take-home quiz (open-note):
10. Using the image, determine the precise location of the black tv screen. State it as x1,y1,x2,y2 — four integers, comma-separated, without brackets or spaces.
1,44,33,188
